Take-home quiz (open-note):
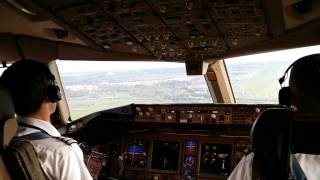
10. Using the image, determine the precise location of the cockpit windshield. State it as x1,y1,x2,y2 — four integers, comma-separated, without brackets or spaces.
225,45,320,104
57,61,212,119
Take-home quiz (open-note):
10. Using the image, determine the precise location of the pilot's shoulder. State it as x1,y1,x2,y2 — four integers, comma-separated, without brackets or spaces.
31,136,78,155
54,136,78,146
243,148,252,156
242,150,254,163
295,153,320,163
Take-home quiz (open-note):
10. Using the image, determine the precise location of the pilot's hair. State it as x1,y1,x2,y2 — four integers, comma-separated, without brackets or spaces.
289,54,320,112
0,59,54,116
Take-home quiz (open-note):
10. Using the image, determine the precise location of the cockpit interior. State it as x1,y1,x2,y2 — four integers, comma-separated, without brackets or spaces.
0,0,320,179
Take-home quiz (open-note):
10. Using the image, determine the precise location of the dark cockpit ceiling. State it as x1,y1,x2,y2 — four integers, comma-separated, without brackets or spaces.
1,0,320,63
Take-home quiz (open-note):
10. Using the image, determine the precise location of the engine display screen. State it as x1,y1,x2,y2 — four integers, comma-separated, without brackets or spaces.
200,143,232,176
151,140,180,171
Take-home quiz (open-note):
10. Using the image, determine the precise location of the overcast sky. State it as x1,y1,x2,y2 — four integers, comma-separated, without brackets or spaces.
225,45,320,65
56,60,185,73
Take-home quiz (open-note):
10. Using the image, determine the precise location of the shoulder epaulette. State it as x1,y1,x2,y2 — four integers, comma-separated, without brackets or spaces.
243,148,252,156
54,136,77,145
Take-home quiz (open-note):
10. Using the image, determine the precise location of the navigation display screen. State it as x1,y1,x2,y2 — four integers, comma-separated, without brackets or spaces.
124,139,148,168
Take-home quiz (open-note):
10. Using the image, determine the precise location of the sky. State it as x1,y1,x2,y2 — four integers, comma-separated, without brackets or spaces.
225,45,320,65
56,45,320,73
56,61,185,73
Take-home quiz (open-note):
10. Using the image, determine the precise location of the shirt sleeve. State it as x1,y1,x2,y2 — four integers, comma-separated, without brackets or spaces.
295,153,320,180
59,145,93,180
227,153,254,180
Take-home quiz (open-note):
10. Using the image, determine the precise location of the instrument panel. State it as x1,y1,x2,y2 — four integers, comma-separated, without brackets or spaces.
68,104,278,180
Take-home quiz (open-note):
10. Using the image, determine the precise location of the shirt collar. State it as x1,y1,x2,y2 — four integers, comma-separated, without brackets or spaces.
17,115,61,137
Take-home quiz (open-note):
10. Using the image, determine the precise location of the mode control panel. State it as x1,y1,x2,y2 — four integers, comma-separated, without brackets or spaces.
134,104,276,125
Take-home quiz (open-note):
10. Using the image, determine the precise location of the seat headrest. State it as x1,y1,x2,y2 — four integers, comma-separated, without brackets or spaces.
250,108,294,179
0,84,14,120
0,118,18,148
0,84,17,148
251,108,294,153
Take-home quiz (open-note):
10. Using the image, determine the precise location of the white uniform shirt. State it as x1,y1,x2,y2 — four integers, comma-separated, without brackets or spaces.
16,116,93,180
228,152,320,180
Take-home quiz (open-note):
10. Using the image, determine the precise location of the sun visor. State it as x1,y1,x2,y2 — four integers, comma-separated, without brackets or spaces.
15,35,57,63
0,34,21,63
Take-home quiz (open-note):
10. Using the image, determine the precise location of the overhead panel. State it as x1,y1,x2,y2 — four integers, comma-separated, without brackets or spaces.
148,0,226,60
208,0,268,49
98,0,187,60
57,4,149,55
30,0,270,61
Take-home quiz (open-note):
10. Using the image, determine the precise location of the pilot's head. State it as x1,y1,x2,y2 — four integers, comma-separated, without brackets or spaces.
0,59,61,117
288,54,320,113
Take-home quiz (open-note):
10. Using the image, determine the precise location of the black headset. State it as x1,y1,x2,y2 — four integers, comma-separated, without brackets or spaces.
46,68,62,103
278,61,298,106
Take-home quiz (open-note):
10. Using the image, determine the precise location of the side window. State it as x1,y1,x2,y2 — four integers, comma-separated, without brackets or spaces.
0,67,9,76
225,45,320,103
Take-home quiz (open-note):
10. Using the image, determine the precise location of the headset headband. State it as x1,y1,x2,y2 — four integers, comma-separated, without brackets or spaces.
278,61,297,86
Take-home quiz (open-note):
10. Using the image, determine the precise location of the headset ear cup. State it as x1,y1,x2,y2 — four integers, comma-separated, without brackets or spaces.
47,83,62,103
279,87,291,106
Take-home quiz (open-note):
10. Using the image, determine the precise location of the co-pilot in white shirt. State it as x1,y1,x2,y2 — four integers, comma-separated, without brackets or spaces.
16,116,93,180
228,152,320,180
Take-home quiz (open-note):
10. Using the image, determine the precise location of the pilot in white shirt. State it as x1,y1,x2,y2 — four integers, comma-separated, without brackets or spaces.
16,116,93,180
228,54,320,180
228,152,320,180
0,60,93,180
